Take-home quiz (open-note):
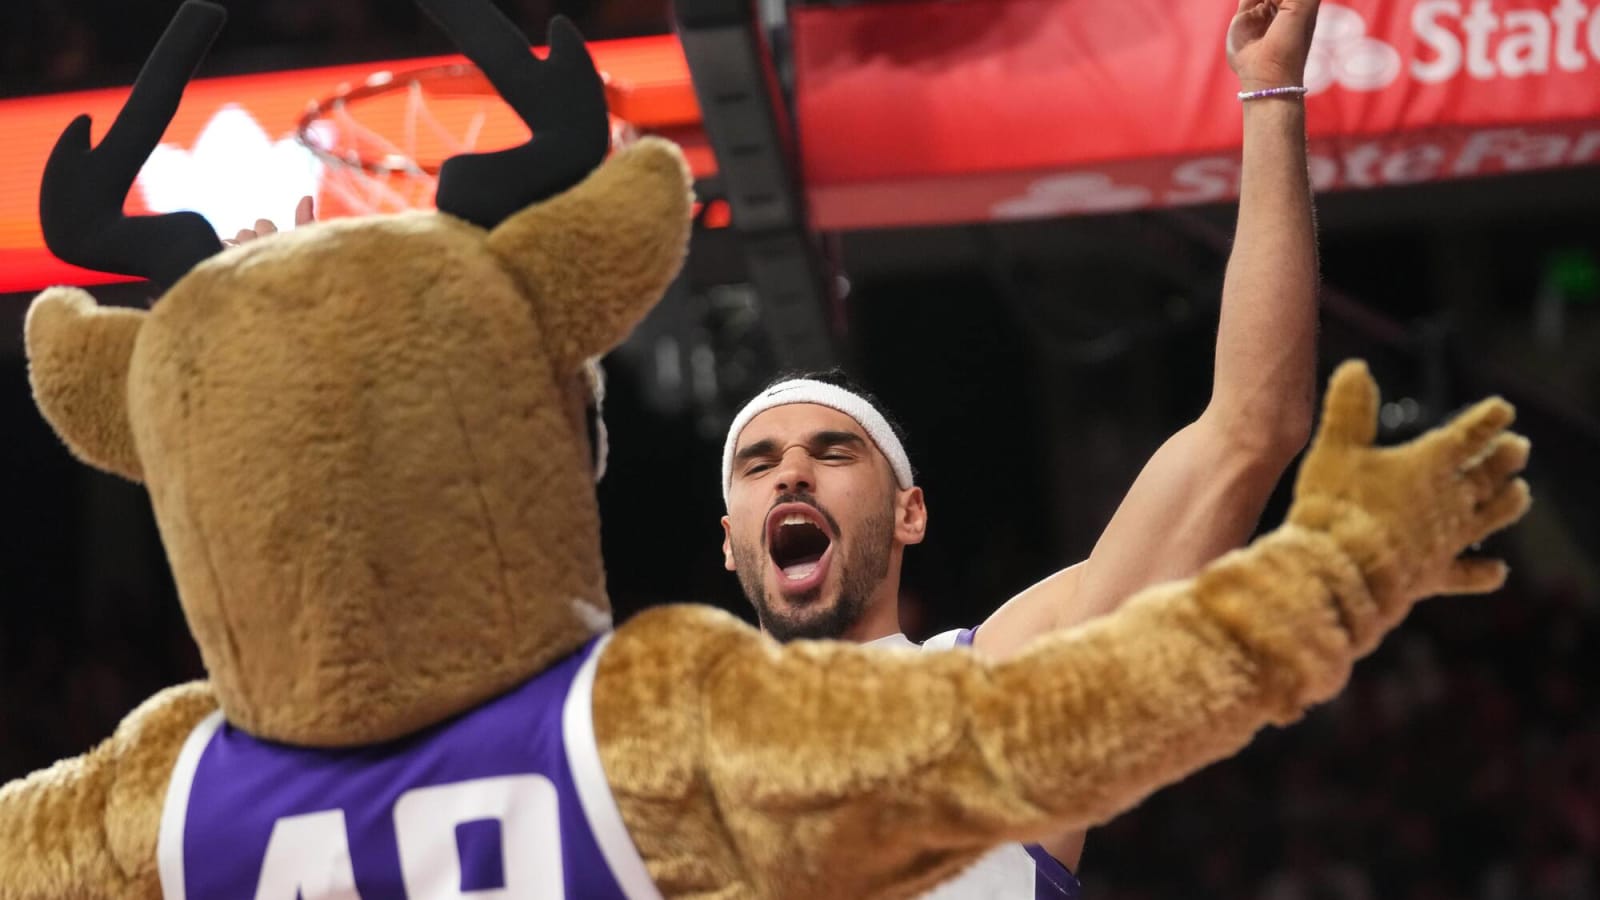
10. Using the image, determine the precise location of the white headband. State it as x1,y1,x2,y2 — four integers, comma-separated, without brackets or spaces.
721,379,914,505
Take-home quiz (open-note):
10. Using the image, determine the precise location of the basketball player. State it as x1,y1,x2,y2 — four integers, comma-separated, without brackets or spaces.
718,0,1326,894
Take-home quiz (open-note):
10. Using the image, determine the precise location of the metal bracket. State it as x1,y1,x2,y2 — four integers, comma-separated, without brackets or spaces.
674,0,838,370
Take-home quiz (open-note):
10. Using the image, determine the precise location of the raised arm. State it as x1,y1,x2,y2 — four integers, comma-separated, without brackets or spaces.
977,0,1324,655
974,7,1325,864
1058,53,1323,618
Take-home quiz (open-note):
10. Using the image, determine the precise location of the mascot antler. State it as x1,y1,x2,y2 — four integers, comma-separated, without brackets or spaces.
39,0,611,290
419,0,611,227
38,1,226,288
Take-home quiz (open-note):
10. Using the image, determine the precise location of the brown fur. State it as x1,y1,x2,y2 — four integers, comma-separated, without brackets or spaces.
5,122,1529,899
0,683,216,898
589,514,1421,897
26,290,146,481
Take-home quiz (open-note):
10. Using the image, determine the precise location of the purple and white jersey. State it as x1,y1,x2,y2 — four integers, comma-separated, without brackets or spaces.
874,628,1085,900
157,634,660,899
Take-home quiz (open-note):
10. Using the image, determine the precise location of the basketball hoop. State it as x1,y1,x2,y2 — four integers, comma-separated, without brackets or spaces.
297,62,634,218
296,46,718,223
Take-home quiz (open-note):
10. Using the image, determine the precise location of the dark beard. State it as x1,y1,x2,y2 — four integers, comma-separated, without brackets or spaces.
732,495,896,643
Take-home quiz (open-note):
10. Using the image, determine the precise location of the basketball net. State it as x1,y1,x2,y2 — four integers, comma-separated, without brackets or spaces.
297,63,635,219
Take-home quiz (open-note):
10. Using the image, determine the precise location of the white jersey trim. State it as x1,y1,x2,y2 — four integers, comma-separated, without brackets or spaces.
920,629,969,650
868,630,968,650
920,843,1038,899
158,709,225,900
563,633,664,900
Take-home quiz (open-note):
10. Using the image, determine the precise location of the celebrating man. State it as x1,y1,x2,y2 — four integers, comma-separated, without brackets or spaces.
717,0,1327,893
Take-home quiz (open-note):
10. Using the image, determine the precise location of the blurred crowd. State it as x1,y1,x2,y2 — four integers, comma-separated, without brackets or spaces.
1086,568,1599,900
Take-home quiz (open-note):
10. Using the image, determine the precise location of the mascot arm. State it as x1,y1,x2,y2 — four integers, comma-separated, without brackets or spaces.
594,526,1371,898
0,682,217,900
705,524,1372,898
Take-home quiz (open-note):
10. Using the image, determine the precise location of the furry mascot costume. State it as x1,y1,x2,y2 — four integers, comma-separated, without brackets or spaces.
0,2,1531,897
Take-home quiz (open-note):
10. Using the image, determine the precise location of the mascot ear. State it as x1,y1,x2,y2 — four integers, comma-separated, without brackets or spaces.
25,288,146,482
24,0,224,482
487,137,693,372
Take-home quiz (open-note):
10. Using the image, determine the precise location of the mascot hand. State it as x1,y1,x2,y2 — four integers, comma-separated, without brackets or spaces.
1288,360,1530,632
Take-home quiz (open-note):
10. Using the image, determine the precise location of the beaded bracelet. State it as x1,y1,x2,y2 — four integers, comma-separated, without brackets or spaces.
1238,85,1309,101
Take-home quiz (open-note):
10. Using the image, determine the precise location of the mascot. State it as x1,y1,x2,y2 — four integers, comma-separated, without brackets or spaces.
0,1,1531,897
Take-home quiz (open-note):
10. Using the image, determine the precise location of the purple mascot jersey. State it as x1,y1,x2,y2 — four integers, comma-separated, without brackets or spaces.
156,635,660,899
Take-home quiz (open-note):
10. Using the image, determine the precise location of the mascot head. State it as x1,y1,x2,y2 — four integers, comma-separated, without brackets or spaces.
25,0,693,746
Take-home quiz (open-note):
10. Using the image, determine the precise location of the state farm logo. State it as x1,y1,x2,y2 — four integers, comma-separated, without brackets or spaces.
1412,0,1600,82
1306,3,1403,94
1310,0,1600,92
991,173,1152,220
1305,0,1600,94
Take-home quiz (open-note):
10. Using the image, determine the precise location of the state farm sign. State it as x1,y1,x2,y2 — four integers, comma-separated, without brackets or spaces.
1411,0,1600,82
792,0,1600,229
1307,4,1404,94
1170,124,1600,203
975,122,1597,221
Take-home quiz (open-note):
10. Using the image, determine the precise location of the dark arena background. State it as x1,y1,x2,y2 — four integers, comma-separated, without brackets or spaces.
2,0,1597,897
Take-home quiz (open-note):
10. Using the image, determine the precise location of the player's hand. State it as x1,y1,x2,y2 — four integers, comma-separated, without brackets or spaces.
222,195,315,246
1288,361,1531,647
1226,0,1322,91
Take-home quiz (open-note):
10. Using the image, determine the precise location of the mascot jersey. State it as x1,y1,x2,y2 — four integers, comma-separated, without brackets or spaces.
873,629,1084,900
155,635,660,899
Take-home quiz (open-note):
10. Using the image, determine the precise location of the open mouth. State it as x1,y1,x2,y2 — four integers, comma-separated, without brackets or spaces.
766,503,835,593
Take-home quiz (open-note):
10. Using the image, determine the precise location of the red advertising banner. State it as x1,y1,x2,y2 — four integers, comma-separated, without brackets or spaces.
0,36,701,294
5,2,1598,293
791,0,1600,229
